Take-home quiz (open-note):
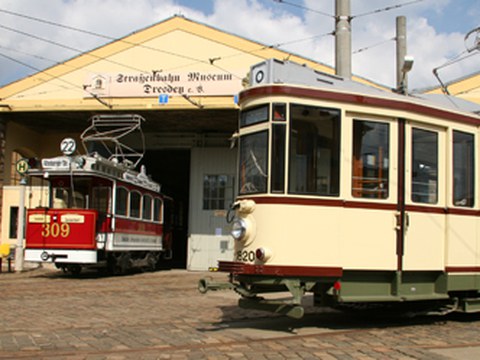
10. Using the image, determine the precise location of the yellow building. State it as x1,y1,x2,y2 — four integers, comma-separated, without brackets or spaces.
0,15,391,269
424,71,480,105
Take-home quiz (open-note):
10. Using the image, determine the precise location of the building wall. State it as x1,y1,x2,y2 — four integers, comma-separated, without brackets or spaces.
187,147,236,270
1,186,49,247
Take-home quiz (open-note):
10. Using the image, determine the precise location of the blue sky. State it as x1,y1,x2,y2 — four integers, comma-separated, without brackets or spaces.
0,0,478,90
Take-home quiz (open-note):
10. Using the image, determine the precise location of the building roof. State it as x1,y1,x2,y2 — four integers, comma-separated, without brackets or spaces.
422,70,480,105
0,15,383,115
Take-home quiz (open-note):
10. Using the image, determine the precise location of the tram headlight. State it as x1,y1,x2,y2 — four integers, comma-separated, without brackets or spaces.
231,218,247,240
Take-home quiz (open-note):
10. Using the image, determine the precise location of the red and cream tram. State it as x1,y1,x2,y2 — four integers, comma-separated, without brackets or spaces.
200,59,480,318
24,115,173,274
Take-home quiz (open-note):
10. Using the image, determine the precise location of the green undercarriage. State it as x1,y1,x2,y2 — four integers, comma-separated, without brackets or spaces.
231,271,480,318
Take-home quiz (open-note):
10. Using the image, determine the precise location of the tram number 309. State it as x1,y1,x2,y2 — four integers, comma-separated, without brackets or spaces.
236,250,255,262
41,223,71,238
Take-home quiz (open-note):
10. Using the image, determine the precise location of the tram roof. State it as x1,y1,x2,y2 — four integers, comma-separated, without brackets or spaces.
247,59,480,118
28,154,161,193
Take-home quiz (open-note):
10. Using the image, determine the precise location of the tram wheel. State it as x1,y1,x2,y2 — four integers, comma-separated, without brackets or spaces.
67,265,82,275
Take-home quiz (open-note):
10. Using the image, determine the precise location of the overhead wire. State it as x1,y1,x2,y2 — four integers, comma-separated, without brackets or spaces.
0,51,112,107
0,5,336,96
1,0,431,97
353,37,396,54
0,8,207,64
271,0,334,19
0,23,174,75
352,0,425,19
0,6,245,95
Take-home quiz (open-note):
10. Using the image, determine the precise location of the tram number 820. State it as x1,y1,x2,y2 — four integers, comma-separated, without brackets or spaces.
41,223,71,238
236,250,255,262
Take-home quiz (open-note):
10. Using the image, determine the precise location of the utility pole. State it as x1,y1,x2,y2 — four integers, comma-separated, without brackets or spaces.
14,176,27,272
335,0,352,79
396,16,407,92
396,16,414,94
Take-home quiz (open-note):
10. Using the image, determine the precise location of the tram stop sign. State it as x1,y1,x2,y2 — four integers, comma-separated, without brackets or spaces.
16,158,29,175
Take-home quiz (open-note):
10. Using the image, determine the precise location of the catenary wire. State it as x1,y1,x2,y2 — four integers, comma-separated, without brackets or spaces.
352,0,425,19
272,0,333,19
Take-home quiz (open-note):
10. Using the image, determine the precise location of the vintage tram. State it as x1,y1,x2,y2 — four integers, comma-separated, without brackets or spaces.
200,59,480,318
24,114,173,274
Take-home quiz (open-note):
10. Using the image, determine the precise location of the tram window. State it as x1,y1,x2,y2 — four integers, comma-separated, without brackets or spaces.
288,104,340,196
239,131,268,194
53,188,69,208
240,105,269,128
115,187,128,216
271,124,286,193
153,197,163,222
453,130,474,207
143,194,153,220
273,103,286,121
92,186,111,213
411,128,438,204
352,120,389,199
130,191,141,218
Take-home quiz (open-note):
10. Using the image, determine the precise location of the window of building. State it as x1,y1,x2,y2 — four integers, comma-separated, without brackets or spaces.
115,187,128,216
453,130,474,207
9,206,18,239
411,128,438,204
352,120,390,199
288,104,341,196
203,175,234,210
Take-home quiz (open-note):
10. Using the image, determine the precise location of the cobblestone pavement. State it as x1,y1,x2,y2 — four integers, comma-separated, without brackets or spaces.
1,264,480,359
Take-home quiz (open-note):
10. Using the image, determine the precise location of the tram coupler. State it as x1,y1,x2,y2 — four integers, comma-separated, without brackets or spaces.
198,277,235,293
238,297,305,319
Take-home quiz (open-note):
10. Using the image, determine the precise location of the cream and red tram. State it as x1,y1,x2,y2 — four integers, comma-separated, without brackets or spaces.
24,115,173,274
200,59,480,318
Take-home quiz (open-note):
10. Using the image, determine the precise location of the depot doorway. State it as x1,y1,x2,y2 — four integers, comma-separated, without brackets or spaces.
144,149,190,269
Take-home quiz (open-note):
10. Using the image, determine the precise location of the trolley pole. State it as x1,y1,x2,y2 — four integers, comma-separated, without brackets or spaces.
335,0,352,79
14,176,27,272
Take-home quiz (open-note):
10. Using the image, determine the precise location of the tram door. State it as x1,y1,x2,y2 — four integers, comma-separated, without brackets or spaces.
402,123,446,271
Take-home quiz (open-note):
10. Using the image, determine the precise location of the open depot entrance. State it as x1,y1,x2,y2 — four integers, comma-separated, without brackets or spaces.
144,150,190,269
9,108,238,270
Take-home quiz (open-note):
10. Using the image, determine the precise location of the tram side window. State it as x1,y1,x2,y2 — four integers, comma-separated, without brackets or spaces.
352,120,390,199
271,124,286,193
92,186,111,213
143,194,153,220
453,130,474,207
153,197,163,223
115,187,128,216
239,131,269,194
288,104,340,196
130,191,141,219
411,128,438,204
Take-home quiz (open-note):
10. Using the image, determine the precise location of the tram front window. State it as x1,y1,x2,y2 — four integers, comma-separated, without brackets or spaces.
239,131,268,194
51,178,89,208
50,177,111,211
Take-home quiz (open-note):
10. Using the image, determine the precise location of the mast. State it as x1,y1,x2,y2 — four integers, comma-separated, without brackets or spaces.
335,0,352,79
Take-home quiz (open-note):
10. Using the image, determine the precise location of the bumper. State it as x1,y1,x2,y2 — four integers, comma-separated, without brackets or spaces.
25,249,97,264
